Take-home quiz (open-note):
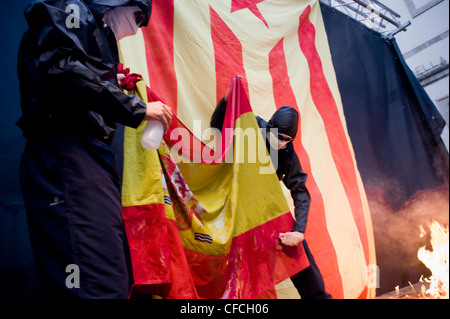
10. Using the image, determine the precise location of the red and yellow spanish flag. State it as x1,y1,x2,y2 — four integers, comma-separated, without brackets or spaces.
122,76,309,299
120,0,376,299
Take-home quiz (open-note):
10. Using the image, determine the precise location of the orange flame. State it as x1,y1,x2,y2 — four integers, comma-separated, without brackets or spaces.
417,221,449,299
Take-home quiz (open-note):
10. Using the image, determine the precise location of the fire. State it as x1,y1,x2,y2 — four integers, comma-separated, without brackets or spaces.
417,221,449,299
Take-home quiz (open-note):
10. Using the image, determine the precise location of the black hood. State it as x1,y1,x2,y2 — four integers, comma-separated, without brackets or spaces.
83,0,152,26
268,106,299,139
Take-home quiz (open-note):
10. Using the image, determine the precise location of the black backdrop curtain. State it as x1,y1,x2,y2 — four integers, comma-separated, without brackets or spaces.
321,4,449,295
0,0,37,299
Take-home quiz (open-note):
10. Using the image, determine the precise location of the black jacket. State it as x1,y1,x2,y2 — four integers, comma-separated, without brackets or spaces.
17,0,152,143
211,98,311,233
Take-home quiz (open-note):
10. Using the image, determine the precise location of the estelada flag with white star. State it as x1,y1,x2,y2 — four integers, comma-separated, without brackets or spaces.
120,0,376,299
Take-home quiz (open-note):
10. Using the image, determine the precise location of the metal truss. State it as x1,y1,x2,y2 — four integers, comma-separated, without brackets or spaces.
320,0,411,39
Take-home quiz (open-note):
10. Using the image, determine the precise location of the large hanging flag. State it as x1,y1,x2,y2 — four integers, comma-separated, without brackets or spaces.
119,0,376,299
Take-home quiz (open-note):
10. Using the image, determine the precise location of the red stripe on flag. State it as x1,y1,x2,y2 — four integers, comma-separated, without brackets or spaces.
145,77,252,163
298,6,370,267
210,6,248,102
269,38,344,298
224,212,309,299
142,0,178,113
123,204,308,298
123,204,199,298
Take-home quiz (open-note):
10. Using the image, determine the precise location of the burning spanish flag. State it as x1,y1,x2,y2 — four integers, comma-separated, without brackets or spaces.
119,0,376,299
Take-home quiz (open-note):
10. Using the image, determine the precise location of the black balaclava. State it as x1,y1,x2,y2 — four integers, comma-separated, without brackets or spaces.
268,106,299,139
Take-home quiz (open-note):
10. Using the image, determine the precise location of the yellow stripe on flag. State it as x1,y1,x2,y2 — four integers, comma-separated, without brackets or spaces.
121,81,164,208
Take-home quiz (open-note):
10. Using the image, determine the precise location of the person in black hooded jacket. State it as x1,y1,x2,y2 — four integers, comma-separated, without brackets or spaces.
211,94,331,299
17,0,172,298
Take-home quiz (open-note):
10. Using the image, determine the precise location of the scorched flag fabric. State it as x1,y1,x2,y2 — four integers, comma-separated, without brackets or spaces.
119,0,377,299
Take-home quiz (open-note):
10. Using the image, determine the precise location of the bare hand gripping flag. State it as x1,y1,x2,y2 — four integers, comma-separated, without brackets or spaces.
119,0,376,299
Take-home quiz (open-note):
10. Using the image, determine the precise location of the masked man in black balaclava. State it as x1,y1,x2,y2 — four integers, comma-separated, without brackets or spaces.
211,92,332,299
17,0,172,298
